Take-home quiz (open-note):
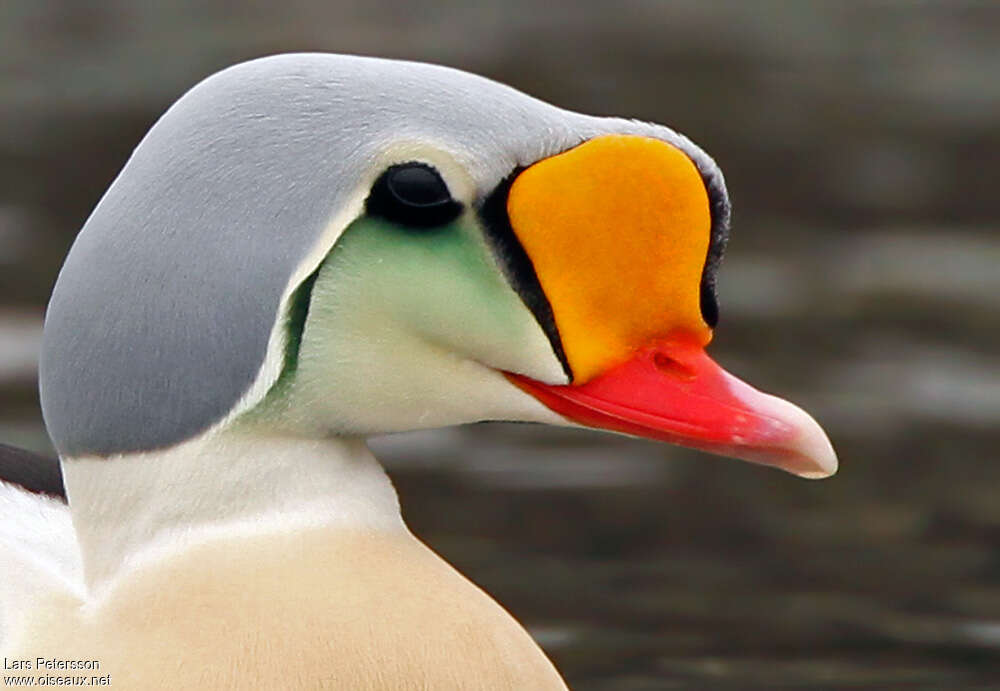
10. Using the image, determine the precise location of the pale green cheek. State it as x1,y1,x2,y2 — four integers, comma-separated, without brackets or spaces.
246,212,562,429
323,215,542,363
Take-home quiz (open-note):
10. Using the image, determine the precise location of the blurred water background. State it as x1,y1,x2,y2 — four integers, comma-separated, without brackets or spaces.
1,1,999,688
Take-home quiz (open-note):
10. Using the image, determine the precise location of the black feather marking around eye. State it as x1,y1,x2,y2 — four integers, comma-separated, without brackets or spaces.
479,169,573,381
366,162,463,228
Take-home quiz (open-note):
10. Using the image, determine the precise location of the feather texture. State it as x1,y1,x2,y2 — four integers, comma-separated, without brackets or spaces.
0,481,82,646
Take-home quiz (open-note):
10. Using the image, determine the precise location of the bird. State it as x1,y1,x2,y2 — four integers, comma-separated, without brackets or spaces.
0,53,836,690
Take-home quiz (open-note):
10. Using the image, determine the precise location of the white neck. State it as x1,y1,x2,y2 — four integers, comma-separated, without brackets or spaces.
61,429,405,592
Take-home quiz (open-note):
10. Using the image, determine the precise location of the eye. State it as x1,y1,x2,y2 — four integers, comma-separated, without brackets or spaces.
366,162,463,228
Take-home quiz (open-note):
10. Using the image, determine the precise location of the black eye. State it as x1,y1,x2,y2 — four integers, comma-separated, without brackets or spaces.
366,162,463,228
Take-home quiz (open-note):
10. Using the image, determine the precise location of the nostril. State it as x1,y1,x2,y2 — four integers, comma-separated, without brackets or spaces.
653,352,697,381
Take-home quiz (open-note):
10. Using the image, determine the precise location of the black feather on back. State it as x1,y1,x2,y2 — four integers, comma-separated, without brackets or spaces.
0,443,66,501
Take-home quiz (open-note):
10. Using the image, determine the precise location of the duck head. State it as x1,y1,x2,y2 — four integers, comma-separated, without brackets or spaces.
39,54,835,479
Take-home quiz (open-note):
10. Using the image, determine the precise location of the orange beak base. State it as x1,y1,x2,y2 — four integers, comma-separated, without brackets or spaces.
507,334,837,478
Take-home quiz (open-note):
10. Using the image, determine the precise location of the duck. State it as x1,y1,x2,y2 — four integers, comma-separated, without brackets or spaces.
0,53,836,690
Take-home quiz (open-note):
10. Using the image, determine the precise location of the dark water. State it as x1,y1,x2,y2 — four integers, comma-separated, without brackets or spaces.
2,2,999,688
